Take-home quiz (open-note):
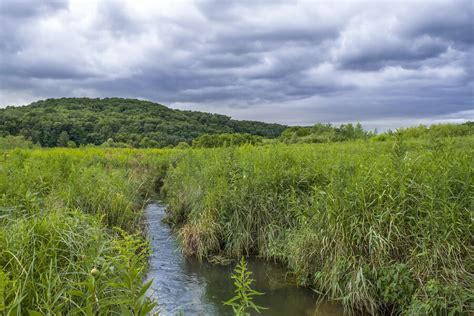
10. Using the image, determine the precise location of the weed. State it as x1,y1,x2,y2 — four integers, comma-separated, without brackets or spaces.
224,257,267,315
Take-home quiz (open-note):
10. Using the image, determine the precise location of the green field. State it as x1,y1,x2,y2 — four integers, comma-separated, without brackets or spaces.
1,136,473,314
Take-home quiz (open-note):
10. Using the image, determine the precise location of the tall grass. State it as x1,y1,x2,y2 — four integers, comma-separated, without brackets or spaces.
1,137,472,314
163,136,474,314
0,148,173,314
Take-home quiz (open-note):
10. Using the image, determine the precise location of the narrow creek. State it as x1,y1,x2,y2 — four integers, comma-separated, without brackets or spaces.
145,203,344,316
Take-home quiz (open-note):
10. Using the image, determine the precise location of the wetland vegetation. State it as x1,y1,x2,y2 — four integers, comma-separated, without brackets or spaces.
163,136,473,315
0,100,472,315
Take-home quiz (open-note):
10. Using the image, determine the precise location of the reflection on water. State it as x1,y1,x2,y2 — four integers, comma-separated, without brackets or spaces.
145,203,343,316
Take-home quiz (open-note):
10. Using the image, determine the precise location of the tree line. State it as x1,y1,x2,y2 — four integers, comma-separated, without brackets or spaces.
0,97,286,148
1,98,472,149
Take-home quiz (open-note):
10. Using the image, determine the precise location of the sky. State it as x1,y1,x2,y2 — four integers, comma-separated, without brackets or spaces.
0,0,473,129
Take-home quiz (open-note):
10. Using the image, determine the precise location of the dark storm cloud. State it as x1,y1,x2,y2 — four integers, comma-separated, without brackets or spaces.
336,39,448,71
399,0,474,47
0,0,472,128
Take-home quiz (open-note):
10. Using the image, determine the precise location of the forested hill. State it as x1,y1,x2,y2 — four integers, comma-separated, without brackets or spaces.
0,98,287,147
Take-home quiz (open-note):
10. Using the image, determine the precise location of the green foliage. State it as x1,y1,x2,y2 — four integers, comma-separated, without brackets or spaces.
372,122,474,141
163,137,474,314
375,264,415,306
224,257,267,315
67,140,77,148
192,133,263,148
370,133,394,142
101,138,132,148
0,135,37,149
0,97,286,148
67,228,156,315
2,133,473,314
406,279,473,315
175,141,190,149
0,148,171,313
280,122,373,144
282,122,473,145
57,131,70,147
139,136,159,148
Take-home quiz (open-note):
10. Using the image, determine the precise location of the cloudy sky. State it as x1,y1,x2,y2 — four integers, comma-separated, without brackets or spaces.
0,0,473,129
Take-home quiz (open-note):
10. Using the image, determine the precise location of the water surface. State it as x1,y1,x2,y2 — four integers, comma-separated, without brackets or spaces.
145,203,343,316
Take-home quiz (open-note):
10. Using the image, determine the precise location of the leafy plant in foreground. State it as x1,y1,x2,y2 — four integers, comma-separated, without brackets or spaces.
67,228,157,316
224,257,267,315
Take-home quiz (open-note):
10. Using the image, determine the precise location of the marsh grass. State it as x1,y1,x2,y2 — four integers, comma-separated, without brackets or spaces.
1,137,472,314
163,137,474,314
0,148,173,314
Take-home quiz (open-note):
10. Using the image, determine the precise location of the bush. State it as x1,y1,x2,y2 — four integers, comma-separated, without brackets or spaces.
176,141,190,149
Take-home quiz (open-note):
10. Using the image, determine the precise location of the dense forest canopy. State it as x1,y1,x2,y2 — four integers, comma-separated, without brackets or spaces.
0,98,287,148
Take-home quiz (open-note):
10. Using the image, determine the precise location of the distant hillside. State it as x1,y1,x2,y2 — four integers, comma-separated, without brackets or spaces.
0,98,287,147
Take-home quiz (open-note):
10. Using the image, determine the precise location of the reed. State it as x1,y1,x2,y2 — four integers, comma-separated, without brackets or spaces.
1,136,472,314
0,148,173,314
163,136,474,314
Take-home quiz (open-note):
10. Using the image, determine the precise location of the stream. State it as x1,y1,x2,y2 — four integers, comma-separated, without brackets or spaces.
145,203,343,316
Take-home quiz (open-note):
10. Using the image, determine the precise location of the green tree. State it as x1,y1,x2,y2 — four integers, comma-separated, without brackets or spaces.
0,98,286,148
57,131,70,147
